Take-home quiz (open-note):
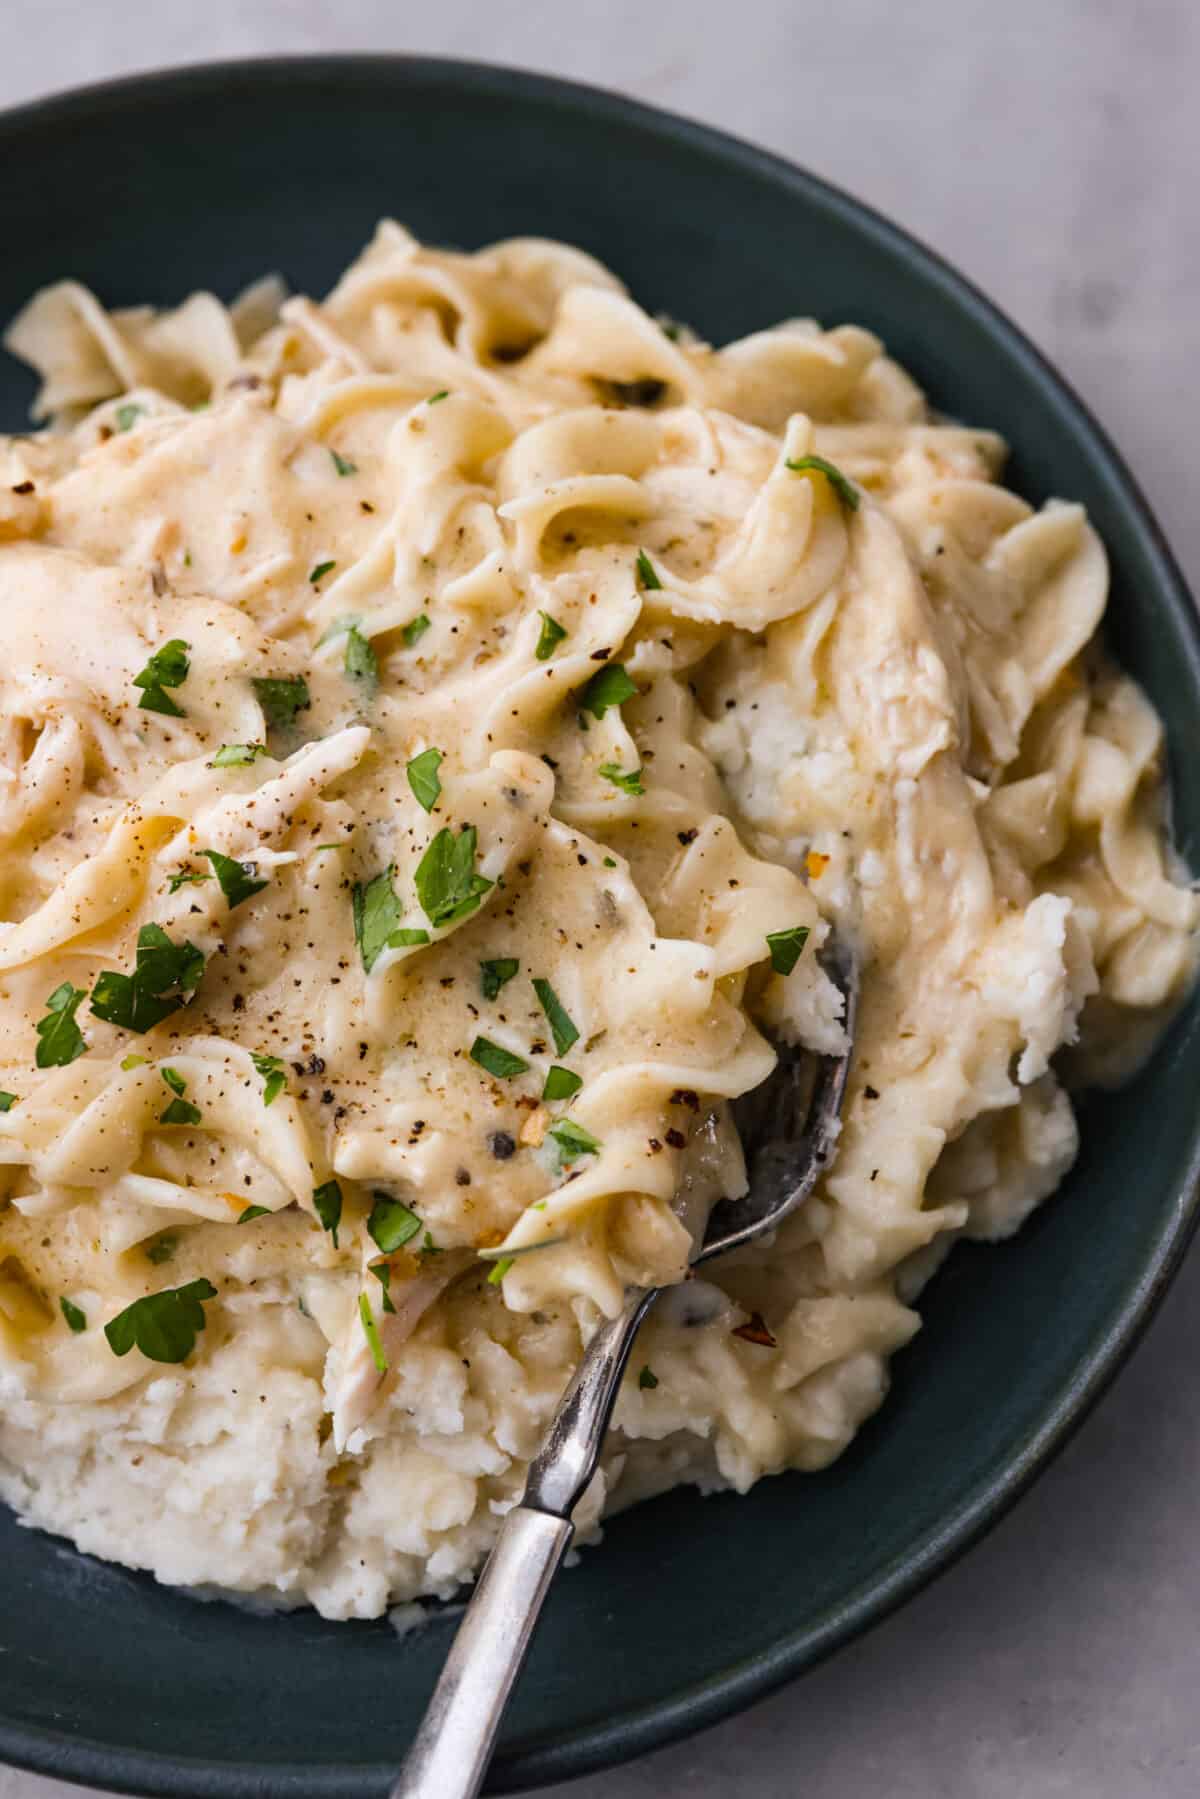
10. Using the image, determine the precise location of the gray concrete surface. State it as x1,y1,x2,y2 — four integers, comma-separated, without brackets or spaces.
1,3,1198,1794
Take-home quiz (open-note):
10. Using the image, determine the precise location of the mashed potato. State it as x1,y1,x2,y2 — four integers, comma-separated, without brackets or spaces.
0,224,1192,1618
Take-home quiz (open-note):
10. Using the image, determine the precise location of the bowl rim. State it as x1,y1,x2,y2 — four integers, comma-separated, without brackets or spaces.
1,50,1199,1799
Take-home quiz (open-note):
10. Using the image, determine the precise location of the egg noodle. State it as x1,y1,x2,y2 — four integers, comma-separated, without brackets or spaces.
0,224,1192,1617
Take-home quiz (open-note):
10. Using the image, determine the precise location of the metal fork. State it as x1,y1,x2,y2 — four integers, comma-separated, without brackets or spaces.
394,938,857,1799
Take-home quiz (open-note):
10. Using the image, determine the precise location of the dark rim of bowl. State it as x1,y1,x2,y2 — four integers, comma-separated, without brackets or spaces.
0,51,1198,1799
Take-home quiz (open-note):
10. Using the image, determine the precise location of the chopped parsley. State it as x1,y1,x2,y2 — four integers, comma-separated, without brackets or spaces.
535,612,568,660
765,925,811,977
352,866,406,972
60,1296,87,1333
35,982,88,1067
427,390,449,404
312,1179,343,1249
237,1205,271,1224
367,1194,421,1254
480,957,519,1000
330,449,357,477
133,639,190,717
389,927,430,946
638,1365,658,1389
167,867,209,893
120,1054,147,1071
369,1259,397,1313
344,625,378,698
635,550,662,591
603,856,617,869
115,402,143,432
309,560,337,585
542,1065,582,1102
159,1066,201,1126
470,1037,529,1080
250,1051,286,1106
532,979,579,1056
358,1292,388,1374
0,1091,17,1112
104,1278,217,1364
212,742,268,767
487,1258,513,1285
581,662,637,719
406,747,443,814
547,1118,602,1164
418,1230,442,1258
402,613,431,648
145,1233,177,1265
203,848,268,910
415,826,493,929
252,675,311,737
90,924,205,1033
784,454,860,512
598,763,644,796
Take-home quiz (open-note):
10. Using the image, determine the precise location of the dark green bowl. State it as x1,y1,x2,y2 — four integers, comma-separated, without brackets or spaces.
1,55,1198,1799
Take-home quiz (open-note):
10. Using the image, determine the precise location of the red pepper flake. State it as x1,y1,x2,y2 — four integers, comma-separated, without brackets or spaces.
732,1312,777,1348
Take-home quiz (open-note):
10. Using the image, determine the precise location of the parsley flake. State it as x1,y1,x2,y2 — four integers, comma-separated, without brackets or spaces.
359,1292,388,1373
250,1052,286,1106
547,1118,602,1164
0,1091,17,1112
427,390,449,404
598,763,644,796
309,560,337,585
352,866,407,973
60,1296,87,1333
145,1233,177,1264
635,550,663,591
203,849,268,911
167,867,209,893
369,1259,397,1314
532,979,579,1056
90,924,205,1034
535,612,568,660
415,826,493,929
487,1258,513,1285
389,928,430,946
159,1066,201,1126
212,743,268,767
133,639,190,717
784,454,860,512
115,402,143,432
480,957,519,1000
402,613,431,648
581,662,638,719
765,925,810,977
542,1065,582,1102
367,1194,421,1254
470,1037,529,1080
252,675,311,738
344,625,378,698
407,747,443,814
104,1278,217,1364
638,1365,659,1389
330,449,357,477
313,1179,343,1248
238,1205,271,1224
35,982,88,1067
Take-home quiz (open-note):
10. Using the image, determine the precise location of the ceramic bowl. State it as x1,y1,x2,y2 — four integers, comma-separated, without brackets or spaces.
1,55,1198,1797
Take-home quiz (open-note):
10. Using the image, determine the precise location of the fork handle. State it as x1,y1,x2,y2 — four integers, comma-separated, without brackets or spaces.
391,1504,573,1799
392,1285,658,1799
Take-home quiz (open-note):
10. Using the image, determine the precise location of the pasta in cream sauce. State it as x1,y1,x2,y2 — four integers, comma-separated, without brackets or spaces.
0,223,1192,1617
